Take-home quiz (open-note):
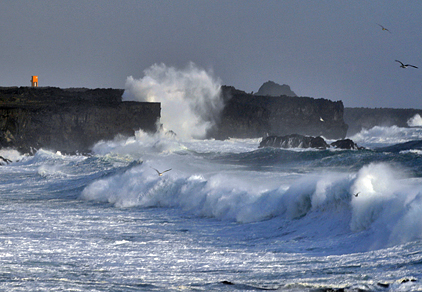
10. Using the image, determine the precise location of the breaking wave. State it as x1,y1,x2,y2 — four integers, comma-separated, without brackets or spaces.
123,62,224,140
81,135,422,251
408,113,422,127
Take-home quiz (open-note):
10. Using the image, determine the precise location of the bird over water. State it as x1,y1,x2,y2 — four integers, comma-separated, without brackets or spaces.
151,167,172,176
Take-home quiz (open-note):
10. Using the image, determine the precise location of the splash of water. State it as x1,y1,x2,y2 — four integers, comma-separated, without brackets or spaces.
123,63,224,140
408,114,422,127
349,125,422,148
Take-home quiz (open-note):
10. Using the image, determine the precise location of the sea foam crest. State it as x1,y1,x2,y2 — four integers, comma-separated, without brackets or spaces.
91,130,185,158
123,62,224,140
81,159,422,248
349,125,422,147
350,163,422,248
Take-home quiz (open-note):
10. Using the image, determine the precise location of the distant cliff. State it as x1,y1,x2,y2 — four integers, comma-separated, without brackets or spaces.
0,87,160,154
207,86,348,140
344,107,422,136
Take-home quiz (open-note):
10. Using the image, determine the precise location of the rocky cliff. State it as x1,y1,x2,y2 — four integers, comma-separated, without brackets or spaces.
344,107,422,136
254,80,297,97
207,86,348,140
0,87,160,154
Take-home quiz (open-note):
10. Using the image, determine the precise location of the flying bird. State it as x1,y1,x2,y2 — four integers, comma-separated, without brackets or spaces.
151,167,172,176
354,192,360,197
377,23,391,33
395,60,418,69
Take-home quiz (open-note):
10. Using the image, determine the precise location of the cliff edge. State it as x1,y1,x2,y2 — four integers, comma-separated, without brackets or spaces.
208,86,348,140
0,87,160,154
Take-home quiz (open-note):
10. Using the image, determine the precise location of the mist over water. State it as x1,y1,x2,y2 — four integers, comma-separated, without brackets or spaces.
123,63,224,140
408,114,422,127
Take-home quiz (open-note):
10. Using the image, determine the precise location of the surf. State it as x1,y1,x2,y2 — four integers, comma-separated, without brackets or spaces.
76,128,422,252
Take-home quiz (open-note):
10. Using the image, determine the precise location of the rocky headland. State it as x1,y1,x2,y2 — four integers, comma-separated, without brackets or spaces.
207,86,348,140
5,82,402,155
0,87,160,154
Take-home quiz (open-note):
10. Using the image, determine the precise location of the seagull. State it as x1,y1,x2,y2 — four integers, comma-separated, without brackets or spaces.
395,60,418,69
377,23,391,33
320,117,324,122
354,192,360,197
151,167,172,176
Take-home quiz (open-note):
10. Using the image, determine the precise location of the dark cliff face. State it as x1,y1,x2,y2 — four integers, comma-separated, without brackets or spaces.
344,108,422,136
0,87,160,154
207,86,348,140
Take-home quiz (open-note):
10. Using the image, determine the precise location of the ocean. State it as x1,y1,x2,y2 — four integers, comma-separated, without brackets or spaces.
0,124,421,291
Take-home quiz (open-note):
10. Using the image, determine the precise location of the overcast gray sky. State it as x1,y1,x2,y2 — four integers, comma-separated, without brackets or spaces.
1,0,421,108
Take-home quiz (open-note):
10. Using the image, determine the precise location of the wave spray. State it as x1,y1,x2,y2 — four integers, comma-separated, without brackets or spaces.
123,62,224,140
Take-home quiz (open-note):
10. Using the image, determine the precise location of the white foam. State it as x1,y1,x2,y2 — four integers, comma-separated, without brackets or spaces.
0,149,23,163
349,125,422,148
350,162,422,248
350,163,401,231
407,113,422,127
123,62,224,140
80,158,422,249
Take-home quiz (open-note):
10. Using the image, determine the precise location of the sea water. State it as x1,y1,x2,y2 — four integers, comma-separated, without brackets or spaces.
0,126,422,291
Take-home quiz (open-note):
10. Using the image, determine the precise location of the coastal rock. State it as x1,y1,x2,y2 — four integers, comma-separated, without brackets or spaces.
331,139,363,150
0,87,161,154
259,134,329,149
208,86,348,140
0,155,12,165
259,134,362,150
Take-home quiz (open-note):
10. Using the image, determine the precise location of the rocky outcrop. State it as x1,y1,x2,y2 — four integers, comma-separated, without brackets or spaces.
259,134,329,149
0,155,12,165
208,86,348,140
331,139,363,150
0,87,160,154
259,135,362,150
255,81,297,97
344,107,422,136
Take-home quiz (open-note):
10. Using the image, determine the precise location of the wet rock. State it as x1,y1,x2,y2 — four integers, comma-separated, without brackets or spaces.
259,134,363,151
259,134,329,149
207,86,348,140
398,277,417,284
0,87,160,154
377,282,390,288
220,280,235,285
331,139,363,150
0,155,12,164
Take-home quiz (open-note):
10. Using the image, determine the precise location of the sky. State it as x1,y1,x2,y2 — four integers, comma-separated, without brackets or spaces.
1,0,421,109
